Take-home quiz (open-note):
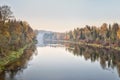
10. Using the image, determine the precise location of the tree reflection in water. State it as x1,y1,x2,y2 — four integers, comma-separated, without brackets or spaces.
1,41,120,80
0,44,37,80
65,43,120,77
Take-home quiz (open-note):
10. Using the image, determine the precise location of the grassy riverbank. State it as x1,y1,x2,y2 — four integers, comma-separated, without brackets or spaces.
82,42,120,51
0,43,34,73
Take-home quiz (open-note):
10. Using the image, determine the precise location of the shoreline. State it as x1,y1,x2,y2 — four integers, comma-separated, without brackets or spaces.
45,40,120,51
0,42,35,73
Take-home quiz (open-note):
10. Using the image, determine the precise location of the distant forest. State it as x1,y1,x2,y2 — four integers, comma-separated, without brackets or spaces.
65,23,120,47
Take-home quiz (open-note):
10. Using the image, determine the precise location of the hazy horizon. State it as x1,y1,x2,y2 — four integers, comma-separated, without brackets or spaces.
1,0,120,32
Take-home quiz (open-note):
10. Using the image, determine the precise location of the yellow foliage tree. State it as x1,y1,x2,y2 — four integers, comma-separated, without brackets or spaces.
117,28,120,39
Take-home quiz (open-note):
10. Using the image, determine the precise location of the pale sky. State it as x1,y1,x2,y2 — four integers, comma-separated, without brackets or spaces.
1,0,120,32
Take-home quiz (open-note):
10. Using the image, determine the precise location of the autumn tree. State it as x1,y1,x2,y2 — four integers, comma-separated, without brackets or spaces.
117,28,120,39
0,5,13,21
99,23,108,41
84,25,91,40
110,23,119,42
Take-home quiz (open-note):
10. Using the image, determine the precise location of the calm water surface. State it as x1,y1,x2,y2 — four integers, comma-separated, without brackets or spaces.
1,42,120,80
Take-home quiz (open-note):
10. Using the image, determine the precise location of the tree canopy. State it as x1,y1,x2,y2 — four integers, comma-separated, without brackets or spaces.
0,5,13,21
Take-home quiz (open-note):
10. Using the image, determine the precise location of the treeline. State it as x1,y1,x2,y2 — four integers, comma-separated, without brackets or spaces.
65,23,120,47
0,5,36,56
0,20,36,55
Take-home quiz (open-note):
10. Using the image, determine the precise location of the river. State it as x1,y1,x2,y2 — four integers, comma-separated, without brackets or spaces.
0,34,120,80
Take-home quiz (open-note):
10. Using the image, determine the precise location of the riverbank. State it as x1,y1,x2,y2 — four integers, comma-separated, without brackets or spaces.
0,42,35,73
45,40,120,51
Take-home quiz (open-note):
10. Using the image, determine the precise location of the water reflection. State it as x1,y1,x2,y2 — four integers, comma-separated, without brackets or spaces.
37,40,64,47
65,43,120,77
0,44,37,80
38,40,120,78
1,40,120,80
